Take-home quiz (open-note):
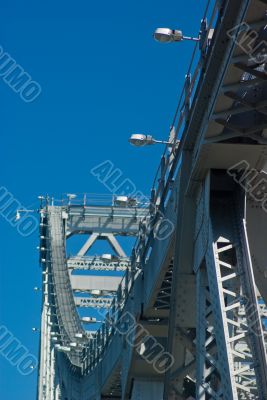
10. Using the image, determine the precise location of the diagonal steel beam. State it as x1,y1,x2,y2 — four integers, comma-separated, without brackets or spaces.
234,63,267,80
221,77,263,93
215,118,267,136
213,92,267,119
105,233,126,257
77,233,99,256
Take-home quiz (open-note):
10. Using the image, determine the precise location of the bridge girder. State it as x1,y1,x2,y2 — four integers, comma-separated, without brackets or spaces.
37,1,267,399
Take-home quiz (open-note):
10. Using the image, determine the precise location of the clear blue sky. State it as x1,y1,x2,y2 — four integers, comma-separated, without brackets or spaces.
0,1,203,398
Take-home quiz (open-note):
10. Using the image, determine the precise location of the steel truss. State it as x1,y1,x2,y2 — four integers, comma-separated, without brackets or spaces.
36,0,267,398
195,185,267,399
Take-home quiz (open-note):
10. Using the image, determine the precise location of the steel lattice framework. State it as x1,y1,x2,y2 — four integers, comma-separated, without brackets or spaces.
36,1,267,399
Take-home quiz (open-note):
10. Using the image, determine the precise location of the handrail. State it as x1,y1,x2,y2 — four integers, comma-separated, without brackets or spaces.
151,0,220,204
128,0,222,262
83,263,137,372
40,193,150,208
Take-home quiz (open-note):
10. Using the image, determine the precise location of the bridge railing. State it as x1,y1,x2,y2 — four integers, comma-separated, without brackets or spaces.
151,0,220,208
130,0,222,265
40,193,150,208
82,264,136,373
60,0,223,373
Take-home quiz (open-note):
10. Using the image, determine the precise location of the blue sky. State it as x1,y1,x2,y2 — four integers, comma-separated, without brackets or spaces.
0,1,203,398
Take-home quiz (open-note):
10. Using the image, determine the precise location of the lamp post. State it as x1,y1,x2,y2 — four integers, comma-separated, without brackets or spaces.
153,28,200,43
128,134,179,147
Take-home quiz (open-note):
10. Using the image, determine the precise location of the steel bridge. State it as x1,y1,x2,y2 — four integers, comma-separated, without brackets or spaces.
36,1,267,399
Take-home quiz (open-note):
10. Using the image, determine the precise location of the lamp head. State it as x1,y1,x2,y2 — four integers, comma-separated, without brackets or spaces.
153,28,183,43
129,134,155,147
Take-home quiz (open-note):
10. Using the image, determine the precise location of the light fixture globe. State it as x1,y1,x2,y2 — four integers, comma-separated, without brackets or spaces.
154,28,174,43
67,194,77,200
153,28,183,43
129,134,147,147
128,134,155,147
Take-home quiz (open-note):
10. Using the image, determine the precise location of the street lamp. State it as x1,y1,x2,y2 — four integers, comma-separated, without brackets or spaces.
153,28,200,43
66,193,77,205
15,208,35,221
129,134,179,147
